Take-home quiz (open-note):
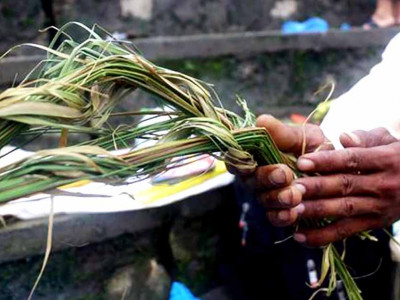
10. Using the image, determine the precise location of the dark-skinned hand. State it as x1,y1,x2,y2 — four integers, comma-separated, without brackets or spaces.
227,116,400,247
294,127,400,247
228,114,332,226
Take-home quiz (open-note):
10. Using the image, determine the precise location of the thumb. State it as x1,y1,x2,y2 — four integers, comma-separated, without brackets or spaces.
340,128,397,148
256,114,330,155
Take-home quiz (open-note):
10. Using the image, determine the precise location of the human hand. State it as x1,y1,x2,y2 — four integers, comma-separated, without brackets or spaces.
294,128,400,247
231,114,331,227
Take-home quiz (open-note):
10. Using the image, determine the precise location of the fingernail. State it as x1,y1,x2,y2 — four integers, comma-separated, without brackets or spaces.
294,233,306,243
278,189,292,205
297,158,315,171
294,183,306,195
268,168,286,185
278,210,290,221
343,132,361,145
295,203,305,215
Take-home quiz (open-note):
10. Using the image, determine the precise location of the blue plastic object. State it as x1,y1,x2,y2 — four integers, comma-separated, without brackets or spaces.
169,282,200,300
340,23,351,31
282,17,329,34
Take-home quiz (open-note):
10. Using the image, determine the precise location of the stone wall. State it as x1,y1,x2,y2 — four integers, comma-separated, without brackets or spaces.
55,0,375,36
0,0,376,53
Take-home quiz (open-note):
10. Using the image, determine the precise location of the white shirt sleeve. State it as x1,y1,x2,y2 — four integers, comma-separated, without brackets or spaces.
320,33,400,148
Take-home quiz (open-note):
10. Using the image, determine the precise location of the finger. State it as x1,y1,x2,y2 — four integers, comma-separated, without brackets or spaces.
267,204,305,227
301,196,380,219
253,164,294,190
294,217,383,247
256,114,330,154
296,174,378,199
258,184,304,208
297,146,390,173
340,128,397,148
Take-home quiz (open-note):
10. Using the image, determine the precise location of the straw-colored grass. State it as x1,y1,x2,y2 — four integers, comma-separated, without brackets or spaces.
0,22,363,300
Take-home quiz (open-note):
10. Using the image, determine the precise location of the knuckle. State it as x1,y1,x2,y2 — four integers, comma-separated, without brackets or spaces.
339,174,354,195
301,124,325,151
378,128,392,140
374,127,390,134
335,225,352,240
351,130,366,144
371,127,389,139
341,198,355,217
344,149,361,169
353,130,366,135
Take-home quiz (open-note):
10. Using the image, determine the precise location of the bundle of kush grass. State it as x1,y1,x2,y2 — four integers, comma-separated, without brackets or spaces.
0,22,366,299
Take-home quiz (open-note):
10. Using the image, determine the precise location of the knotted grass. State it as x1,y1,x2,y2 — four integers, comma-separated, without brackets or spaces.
0,22,363,299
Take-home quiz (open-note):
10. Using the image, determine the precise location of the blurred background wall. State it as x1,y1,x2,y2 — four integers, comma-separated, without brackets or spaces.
0,0,384,118
0,0,376,52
